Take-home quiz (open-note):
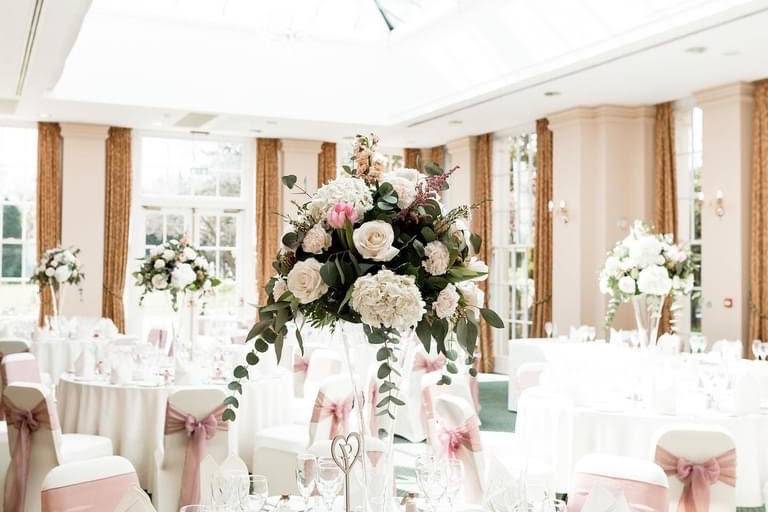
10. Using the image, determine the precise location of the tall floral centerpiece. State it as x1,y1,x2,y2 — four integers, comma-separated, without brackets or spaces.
31,246,84,333
133,238,220,356
226,134,503,510
599,220,697,345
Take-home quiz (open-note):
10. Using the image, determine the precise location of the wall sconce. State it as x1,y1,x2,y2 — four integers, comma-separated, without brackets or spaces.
713,189,725,217
548,199,569,224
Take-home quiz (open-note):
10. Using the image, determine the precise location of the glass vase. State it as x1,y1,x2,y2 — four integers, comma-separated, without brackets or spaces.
631,294,663,348
335,321,417,512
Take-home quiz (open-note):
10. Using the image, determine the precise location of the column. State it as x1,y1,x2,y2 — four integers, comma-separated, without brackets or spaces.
695,82,753,343
445,137,475,212
279,139,322,231
548,106,655,330
59,123,109,317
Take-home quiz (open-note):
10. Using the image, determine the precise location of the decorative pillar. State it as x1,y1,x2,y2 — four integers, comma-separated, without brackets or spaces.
60,123,109,317
695,83,753,344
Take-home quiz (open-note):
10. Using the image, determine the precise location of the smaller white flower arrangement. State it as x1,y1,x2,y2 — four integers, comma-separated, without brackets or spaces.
133,238,221,310
599,220,697,328
31,246,84,291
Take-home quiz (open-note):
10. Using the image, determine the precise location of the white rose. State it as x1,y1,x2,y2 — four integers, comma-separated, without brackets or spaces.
194,256,209,270
151,273,169,290
302,223,332,254
433,284,459,319
462,256,488,281
272,276,288,302
637,265,672,296
381,174,417,209
182,247,197,262
350,269,425,330
153,259,166,270
151,246,164,257
45,267,55,277
63,251,75,264
170,263,196,290
618,276,636,295
604,256,620,276
162,249,176,262
422,241,450,276
458,282,484,320
353,221,399,262
287,258,328,304
54,265,71,283
629,235,663,268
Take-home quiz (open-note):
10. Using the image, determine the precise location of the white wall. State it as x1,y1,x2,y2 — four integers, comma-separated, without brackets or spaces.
280,139,322,233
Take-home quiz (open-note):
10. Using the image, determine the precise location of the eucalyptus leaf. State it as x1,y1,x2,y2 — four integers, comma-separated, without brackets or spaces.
480,308,505,328
281,175,298,189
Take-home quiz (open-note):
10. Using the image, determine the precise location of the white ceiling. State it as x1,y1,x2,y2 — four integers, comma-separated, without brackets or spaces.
2,0,768,146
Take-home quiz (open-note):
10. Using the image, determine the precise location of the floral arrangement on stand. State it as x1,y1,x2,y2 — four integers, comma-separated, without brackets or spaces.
31,246,85,323
133,238,220,311
226,133,503,424
599,220,697,342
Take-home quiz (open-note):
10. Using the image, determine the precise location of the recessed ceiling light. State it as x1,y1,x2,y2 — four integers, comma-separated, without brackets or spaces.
448,120,462,125
722,50,740,57
266,120,278,125
39,113,49,119
544,91,561,97
251,129,262,134
342,136,354,140
685,46,707,54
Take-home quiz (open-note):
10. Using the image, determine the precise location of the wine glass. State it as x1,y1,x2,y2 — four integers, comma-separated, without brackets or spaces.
317,457,343,512
752,339,764,360
689,334,707,354
444,459,464,512
415,454,447,512
544,322,553,338
248,475,269,512
296,454,318,511
210,470,248,511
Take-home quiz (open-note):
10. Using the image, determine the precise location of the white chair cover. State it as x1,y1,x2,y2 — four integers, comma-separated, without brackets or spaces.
509,362,546,411
113,486,157,512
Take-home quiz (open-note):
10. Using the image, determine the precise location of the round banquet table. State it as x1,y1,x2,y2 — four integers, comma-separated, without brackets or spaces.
56,371,292,490
516,387,768,508
33,337,99,383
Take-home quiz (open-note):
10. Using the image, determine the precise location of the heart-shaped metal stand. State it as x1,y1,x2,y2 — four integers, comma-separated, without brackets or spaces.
331,432,362,512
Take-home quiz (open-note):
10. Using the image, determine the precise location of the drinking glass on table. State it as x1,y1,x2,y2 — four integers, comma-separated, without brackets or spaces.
444,459,464,512
296,454,318,511
248,475,269,511
211,470,248,511
415,454,447,512
544,322,554,338
180,506,212,512
317,457,343,512
689,334,707,354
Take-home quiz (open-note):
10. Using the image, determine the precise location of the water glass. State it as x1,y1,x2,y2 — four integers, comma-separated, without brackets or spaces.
415,455,447,512
317,457,343,512
248,475,269,511
445,459,464,511
296,454,318,510
210,470,248,511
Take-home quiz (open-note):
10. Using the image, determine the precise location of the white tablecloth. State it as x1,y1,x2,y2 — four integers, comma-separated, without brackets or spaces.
516,388,768,508
56,371,292,489
33,338,99,383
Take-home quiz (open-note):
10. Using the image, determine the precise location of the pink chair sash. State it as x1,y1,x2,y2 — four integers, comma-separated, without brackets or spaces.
413,353,445,373
164,402,228,508
3,397,58,512
437,416,482,459
310,392,353,439
568,473,669,512
41,473,139,512
655,446,736,512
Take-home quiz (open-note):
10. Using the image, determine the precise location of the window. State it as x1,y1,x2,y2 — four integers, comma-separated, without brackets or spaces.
675,105,703,333
0,126,37,317
132,134,254,337
491,132,537,352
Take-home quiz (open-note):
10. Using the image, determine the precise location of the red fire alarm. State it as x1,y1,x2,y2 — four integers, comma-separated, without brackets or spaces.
723,298,733,308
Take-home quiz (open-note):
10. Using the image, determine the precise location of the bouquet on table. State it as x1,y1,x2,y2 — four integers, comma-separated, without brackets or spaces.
227,133,503,419
31,246,84,327
133,237,220,311
599,220,697,343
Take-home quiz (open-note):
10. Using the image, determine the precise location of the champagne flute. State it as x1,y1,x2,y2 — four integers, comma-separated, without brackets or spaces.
317,458,343,512
296,454,318,511
544,322,553,338
445,459,464,512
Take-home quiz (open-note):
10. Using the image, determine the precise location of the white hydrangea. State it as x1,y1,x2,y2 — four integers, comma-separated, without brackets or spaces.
422,241,450,276
170,263,196,290
381,173,417,209
637,265,672,296
350,269,426,330
310,176,374,220
433,284,459,319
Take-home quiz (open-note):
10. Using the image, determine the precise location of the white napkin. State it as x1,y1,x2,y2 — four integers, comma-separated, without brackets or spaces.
482,456,518,512
174,357,204,385
110,359,133,385
581,486,631,512
113,486,157,512
74,349,95,379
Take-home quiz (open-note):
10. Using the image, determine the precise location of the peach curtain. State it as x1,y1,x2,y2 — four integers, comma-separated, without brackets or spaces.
102,127,132,332
256,139,281,306
654,102,678,334
317,142,337,186
430,145,445,169
750,80,768,342
36,123,63,326
404,148,421,170
532,119,553,338
473,134,493,372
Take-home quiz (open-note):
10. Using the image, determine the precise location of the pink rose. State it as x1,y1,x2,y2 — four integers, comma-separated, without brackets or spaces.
326,203,359,229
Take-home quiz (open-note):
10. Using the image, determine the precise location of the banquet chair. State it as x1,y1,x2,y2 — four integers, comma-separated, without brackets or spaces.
0,338,30,358
653,427,738,512
394,345,444,442
292,348,344,422
153,387,231,512
508,362,546,411
253,374,356,495
3,383,113,512
41,455,140,511
113,486,157,512
567,454,669,512
420,370,479,443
